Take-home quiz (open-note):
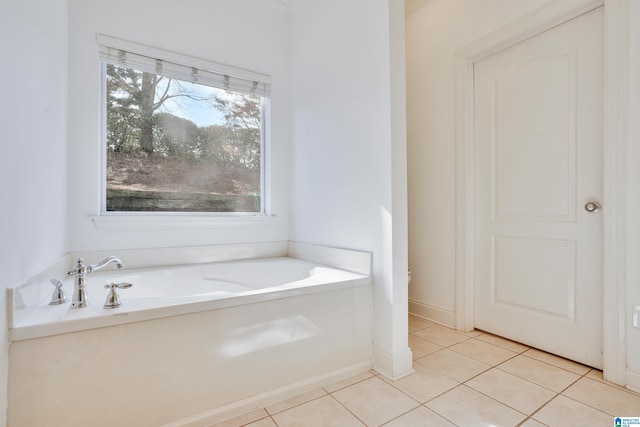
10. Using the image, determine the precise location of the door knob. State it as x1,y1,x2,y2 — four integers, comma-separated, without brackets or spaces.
584,201,601,213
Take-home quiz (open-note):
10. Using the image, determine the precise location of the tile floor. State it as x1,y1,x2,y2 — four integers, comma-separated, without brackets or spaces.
213,316,640,427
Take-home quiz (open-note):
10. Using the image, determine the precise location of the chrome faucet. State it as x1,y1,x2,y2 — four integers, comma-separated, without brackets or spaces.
67,257,124,308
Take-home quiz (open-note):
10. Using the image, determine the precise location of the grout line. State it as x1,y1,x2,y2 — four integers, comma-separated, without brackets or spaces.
455,381,530,418
381,363,461,405
262,389,330,418
513,353,590,376
326,392,369,426
463,374,556,423
446,343,522,367
556,370,629,418
329,373,424,426
523,363,594,424
320,372,375,394
413,330,530,360
515,415,550,427
421,383,522,427
377,404,424,426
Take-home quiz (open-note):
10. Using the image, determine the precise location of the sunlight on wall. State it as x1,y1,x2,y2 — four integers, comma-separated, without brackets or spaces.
380,205,394,303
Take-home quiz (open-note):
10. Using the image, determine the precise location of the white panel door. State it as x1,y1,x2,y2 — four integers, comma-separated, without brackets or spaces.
474,7,603,368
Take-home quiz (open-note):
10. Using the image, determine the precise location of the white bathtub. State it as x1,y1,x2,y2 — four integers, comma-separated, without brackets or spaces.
8,242,373,427
10,251,370,341
119,257,366,298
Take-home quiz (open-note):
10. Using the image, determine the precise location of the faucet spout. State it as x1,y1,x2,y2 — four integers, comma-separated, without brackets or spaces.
88,256,124,273
67,257,124,308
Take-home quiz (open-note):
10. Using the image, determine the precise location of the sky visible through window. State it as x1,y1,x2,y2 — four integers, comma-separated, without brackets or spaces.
158,81,227,127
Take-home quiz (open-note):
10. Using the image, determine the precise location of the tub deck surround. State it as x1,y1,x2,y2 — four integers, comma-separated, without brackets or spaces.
9,286,373,427
8,242,372,341
7,242,373,427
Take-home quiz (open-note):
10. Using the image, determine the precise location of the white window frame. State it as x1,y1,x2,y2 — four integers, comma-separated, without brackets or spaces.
95,34,272,224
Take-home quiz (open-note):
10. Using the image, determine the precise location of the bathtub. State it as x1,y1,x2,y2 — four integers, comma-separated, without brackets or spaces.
10,254,370,341
8,242,373,427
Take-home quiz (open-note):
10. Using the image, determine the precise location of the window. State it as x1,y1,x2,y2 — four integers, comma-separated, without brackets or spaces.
99,36,270,214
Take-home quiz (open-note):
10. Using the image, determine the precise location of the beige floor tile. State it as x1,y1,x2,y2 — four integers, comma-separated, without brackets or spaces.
383,406,456,426
426,385,526,427
323,371,375,393
416,349,490,382
245,418,277,427
408,334,443,359
563,377,640,416
265,388,327,415
384,362,459,403
532,395,612,427
210,409,269,427
523,348,591,375
498,354,580,392
408,315,436,332
519,418,548,427
585,369,640,394
474,332,530,353
332,376,419,426
411,325,471,347
271,395,364,427
466,368,555,415
449,338,517,366
453,329,483,338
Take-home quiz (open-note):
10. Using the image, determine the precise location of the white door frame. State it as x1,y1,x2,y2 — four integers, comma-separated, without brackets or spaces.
454,0,629,385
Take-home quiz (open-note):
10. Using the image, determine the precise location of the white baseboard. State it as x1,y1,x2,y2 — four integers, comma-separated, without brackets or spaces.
160,360,372,427
409,299,455,328
626,369,640,394
372,346,414,381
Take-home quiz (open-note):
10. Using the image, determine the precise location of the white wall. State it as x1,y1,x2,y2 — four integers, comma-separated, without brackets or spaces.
626,0,640,387
289,0,411,379
67,0,291,252
405,0,554,324
0,1,69,425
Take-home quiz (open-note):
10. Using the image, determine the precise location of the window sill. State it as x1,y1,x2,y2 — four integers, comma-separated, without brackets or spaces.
91,214,276,232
